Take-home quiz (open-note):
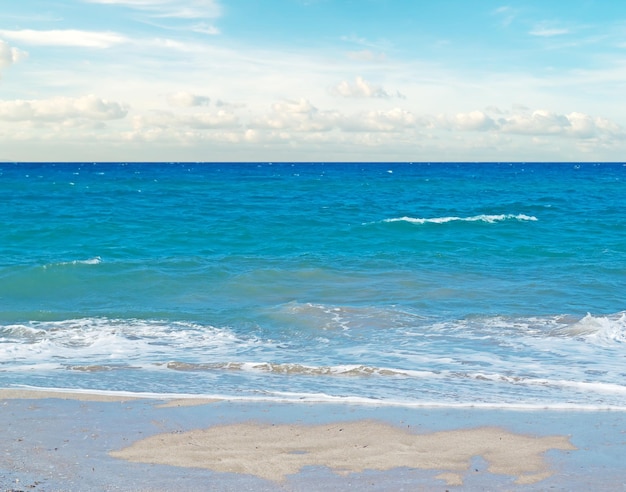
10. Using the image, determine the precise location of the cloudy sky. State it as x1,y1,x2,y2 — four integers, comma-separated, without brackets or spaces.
1,0,626,161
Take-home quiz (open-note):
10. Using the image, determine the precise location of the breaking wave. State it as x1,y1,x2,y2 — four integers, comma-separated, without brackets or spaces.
43,257,102,269
381,214,538,225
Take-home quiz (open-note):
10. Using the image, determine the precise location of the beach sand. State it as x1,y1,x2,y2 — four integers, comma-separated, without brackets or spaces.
1,389,625,491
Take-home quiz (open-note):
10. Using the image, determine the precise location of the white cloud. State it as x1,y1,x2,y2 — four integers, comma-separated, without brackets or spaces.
250,98,339,132
133,109,239,130
183,111,238,129
0,95,129,121
342,108,416,132
563,112,624,139
167,91,210,107
559,112,595,138
190,23,220,35
227,99,416,135
447,111,497,131
529,27,570,37
271,99,316,114
0,29,129,48
83,0,222,19
499,109,572,135
436,108,625,140
592,115,623,136
331,76,390,98
0,39,27,71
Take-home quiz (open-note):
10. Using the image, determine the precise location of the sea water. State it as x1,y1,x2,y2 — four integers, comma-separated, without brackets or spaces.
0,162,625,409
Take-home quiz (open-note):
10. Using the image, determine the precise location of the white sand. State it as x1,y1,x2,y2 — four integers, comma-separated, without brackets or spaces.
110,420,576,486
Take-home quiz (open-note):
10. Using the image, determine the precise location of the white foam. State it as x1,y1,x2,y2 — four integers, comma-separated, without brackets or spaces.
43,256,102,269
430,312,626,347
4,312,626,409
381,214,538,225
565,312,626,345
233,362,440,378
0,318,251,364
7,385,626,411
466,372,626,395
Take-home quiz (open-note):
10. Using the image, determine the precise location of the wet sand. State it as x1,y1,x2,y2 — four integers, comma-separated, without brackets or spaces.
1,389,625,490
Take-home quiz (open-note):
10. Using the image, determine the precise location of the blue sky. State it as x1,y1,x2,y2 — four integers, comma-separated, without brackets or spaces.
1,0,625,161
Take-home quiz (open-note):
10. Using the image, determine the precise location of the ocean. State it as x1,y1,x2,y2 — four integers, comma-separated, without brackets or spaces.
1,162,625,409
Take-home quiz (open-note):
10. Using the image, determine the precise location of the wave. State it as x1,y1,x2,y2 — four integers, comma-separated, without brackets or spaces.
464,372,626,395
554,312,626,345
160,361,626,398
43,256,102,269
0,318,247,361
164,361,438,378
3,312,626,410
168,360,626,390
431,311,626,347
7,385,626,411
30,359,626,399
3,311,625,365
380,214,538,225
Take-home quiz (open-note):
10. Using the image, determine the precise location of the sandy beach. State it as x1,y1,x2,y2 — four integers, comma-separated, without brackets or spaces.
1,389,625,491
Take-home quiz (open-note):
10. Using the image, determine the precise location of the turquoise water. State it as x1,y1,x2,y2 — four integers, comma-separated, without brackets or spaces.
1,162,625,408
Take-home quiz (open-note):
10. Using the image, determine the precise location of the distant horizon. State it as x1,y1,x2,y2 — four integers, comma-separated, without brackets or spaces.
4,161,625,165
2,1,626,161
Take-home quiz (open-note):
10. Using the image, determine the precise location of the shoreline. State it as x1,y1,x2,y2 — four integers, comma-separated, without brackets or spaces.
3,387,626,412
1,389,625,490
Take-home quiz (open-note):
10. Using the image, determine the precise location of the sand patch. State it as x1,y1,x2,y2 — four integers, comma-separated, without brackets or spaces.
154,398,220,408
110,420,575,485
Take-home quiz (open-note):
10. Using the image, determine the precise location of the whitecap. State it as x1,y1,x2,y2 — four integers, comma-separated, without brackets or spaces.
0,318,249,365
78,256,102,265
43,256,102,269
561,312,626,345
381,214,538,225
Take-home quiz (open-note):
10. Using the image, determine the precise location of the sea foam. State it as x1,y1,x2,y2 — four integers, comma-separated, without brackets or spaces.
382,214,538,224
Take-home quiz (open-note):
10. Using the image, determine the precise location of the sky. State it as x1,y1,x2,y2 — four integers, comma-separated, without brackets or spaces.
1,0,626,162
